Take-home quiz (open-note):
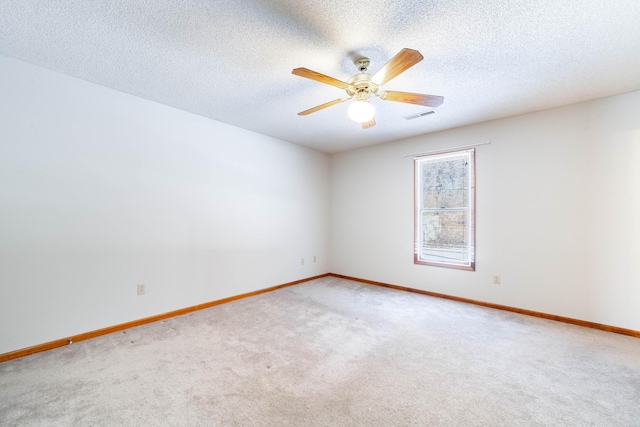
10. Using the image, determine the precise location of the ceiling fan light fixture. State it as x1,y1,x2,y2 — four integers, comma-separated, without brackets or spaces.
348,100,375,123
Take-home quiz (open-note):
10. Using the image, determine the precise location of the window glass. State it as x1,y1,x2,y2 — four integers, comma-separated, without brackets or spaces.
414,149,475,270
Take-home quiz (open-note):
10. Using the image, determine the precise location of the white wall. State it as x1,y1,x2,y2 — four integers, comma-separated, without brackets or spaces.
331,90,640,331
0,55,330,354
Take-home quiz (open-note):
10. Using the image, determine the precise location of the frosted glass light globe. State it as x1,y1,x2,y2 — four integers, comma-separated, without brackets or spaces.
348,100,375,123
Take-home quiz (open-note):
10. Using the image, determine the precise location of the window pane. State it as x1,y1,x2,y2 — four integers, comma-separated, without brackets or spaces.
422,156,469,208
421,210,469,262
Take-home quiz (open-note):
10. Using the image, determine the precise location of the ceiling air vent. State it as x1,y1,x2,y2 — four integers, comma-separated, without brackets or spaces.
404,110,436,120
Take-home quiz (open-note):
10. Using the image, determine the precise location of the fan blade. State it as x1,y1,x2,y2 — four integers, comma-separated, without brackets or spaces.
292,68,349,89
297,98,349,116
380,91,444,107
371,48,424,85
362,117,376,129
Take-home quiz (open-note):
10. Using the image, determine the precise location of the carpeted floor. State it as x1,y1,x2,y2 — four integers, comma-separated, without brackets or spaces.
1,276,640,426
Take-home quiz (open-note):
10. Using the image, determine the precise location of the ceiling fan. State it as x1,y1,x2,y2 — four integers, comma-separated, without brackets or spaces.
292,48,444,129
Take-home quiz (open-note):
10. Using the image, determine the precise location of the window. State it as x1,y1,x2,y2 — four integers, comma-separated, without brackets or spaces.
414,148,475,270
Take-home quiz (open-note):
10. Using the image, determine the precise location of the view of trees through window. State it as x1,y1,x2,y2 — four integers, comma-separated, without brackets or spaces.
414,149,475,270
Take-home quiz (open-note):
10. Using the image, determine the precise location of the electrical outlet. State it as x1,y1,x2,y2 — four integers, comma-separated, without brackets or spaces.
301,258,305,265
137,284,146,295
313,256,316,263
493,275,501,285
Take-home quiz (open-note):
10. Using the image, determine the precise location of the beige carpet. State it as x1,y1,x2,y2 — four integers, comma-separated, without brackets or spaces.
1,276,640,426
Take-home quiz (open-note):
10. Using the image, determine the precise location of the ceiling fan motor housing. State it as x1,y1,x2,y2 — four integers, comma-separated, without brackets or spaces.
346,73,379,98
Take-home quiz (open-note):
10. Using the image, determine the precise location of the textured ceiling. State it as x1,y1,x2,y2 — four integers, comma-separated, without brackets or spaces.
1,0,640,153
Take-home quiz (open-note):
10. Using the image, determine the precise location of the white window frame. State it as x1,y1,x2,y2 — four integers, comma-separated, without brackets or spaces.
414,148,476,271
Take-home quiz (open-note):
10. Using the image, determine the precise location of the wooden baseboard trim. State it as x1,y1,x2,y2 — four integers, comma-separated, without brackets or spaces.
329,273,640,339
0,273,330,364
5,271,636,364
